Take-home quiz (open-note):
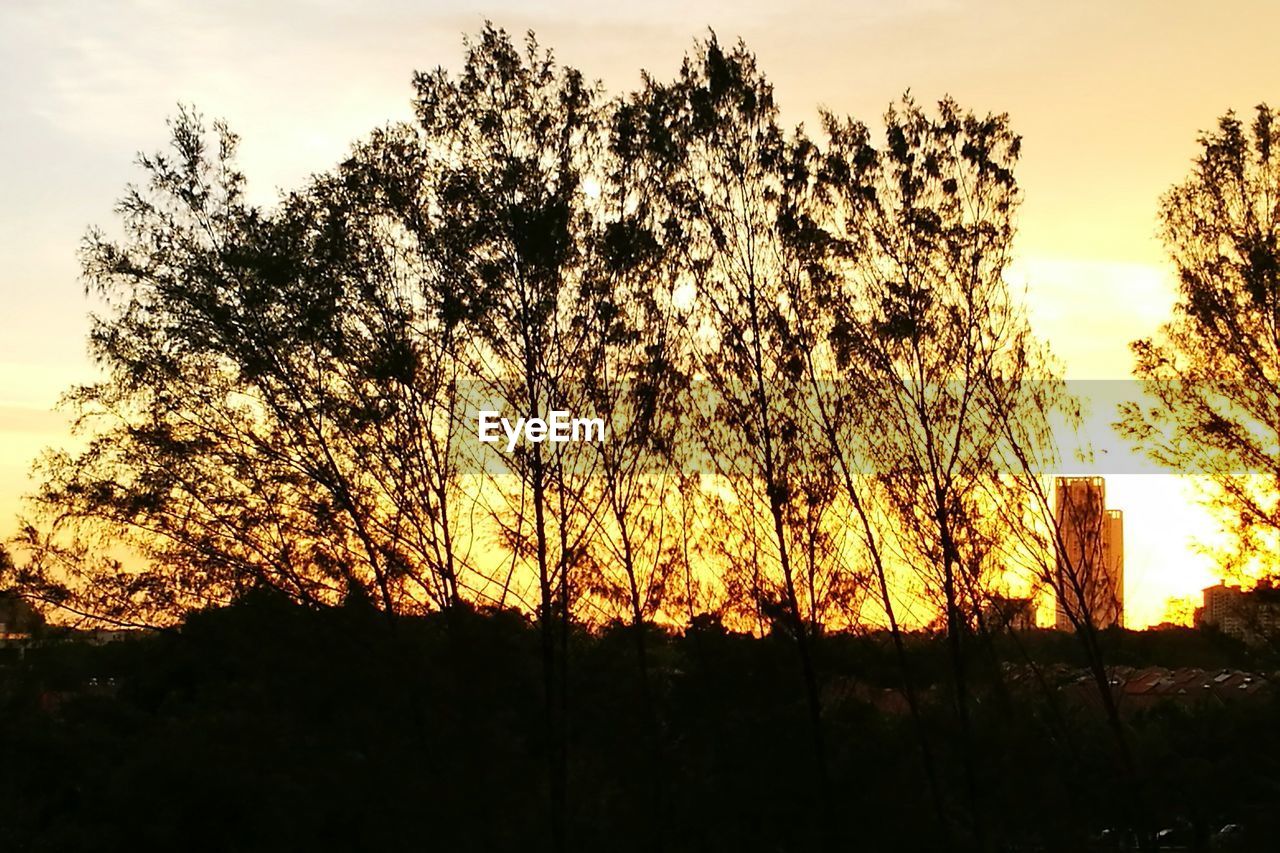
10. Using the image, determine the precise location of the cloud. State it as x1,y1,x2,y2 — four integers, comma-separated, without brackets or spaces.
0,405,68,435
1007,256,1177,378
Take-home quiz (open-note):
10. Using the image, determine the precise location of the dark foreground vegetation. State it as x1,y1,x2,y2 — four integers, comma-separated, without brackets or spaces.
1,593,1276,853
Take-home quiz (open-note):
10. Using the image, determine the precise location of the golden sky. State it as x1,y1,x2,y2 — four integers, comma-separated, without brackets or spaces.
4,0,1280,626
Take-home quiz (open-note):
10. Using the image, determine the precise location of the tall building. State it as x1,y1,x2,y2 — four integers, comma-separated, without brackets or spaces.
1195,582,1280,643
1197,584,1246,635
1053,477,1124,630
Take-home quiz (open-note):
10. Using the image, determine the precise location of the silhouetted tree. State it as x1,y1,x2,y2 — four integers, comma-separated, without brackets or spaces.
1121,104,1280,582
631,37,860,807
817,96,1027,850
22,108,476,625
572,79,700,835
405,25,606,850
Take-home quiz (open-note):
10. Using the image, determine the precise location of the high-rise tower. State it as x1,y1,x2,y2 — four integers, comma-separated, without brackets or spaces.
1053,477,1124,630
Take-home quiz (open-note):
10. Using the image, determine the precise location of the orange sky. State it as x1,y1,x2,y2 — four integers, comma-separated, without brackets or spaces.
5,0,1280,626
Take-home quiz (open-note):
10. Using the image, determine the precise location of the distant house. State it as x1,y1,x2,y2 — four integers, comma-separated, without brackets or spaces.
833,663,1272,718
1047,664,1271,715
1194,582,1280,644
0,592,44,643
82,628,135,645
1112,666,1269,713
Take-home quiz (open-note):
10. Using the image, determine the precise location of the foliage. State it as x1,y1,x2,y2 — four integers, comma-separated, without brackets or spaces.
1121,104,1280,580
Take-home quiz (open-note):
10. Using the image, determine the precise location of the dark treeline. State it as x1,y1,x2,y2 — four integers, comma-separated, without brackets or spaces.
1,595,1278,853
5,20,1280,853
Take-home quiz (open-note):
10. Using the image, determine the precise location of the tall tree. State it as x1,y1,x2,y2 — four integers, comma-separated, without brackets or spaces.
816,96,1026,850
635,37,855,801
1120,104,1280,581
579,83,696,668
21,109,475,625
407,25,603,851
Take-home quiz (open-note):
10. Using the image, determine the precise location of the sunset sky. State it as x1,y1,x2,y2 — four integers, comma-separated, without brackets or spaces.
3,0,1279,626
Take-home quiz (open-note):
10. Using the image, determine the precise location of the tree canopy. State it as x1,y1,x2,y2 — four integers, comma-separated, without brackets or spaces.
1121,104,1280,580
